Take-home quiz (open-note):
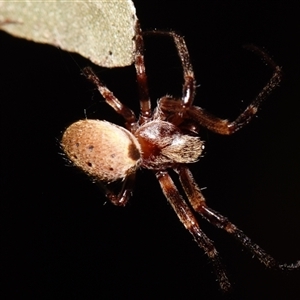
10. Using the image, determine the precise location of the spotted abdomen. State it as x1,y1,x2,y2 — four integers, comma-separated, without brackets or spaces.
61,119,141,182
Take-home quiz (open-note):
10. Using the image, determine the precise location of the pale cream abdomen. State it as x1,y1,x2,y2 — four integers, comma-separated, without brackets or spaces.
61,119,141,182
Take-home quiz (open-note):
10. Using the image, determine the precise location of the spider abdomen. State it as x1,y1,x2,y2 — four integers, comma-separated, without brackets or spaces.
61,119,141,182
135,120,204,169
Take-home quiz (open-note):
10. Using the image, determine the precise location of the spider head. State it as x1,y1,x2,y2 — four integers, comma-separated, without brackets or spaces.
135,120,204,170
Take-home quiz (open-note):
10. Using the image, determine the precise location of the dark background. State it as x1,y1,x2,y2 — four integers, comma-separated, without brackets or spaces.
1,1,300,299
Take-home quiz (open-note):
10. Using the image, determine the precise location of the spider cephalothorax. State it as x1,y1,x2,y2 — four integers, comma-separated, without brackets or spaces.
61,21,299,291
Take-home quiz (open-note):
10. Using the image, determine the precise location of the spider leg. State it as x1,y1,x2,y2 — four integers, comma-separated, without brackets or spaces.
135,21,152,123
144,30,196,125
158,45,282,135
155,170,231,291
176,166,300,270
99,172,136,207
82,67,138,131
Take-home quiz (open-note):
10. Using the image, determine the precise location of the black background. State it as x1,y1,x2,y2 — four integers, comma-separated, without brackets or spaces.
1,1,300,299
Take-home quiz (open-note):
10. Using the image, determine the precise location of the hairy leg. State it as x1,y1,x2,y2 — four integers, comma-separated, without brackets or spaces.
176,166,300,270
156,170,231,291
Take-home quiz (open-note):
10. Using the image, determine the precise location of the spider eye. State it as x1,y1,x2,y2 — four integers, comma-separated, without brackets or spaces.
61,119,141,182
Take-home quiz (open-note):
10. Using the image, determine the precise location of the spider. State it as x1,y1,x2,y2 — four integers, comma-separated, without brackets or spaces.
61,21,299,291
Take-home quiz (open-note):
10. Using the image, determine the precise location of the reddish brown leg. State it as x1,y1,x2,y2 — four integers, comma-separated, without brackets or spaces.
144,30,196,126
158,45,282,134
155,170,231,291
135,21,152,123
99,173,136,207
176,166,300,270
82,67,138,131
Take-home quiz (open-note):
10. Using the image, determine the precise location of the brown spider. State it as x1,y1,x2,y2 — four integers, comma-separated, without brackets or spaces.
61,21,299,291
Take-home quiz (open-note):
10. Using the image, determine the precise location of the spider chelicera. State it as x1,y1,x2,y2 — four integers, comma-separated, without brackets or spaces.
61,21,299,291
